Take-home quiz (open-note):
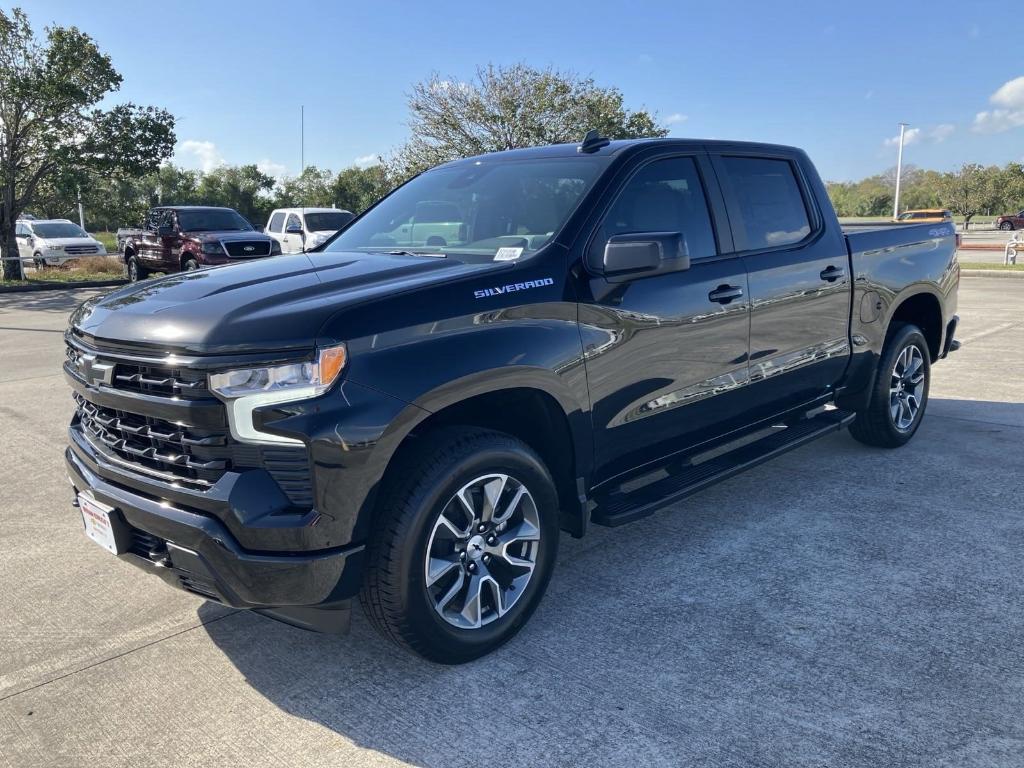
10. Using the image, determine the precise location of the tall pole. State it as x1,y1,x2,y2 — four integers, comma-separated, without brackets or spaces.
77,186,85,229
300,105,305,175
893,122,908,219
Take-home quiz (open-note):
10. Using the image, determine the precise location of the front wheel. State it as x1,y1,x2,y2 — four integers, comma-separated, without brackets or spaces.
361,428,560,663
849,323,931,448
127,255,147,282
1000,221,1014,231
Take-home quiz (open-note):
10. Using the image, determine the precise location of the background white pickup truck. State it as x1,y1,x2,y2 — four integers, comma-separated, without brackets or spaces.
265,207,355,253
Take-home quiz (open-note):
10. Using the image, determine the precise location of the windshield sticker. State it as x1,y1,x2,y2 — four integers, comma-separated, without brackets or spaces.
494,247,524,262
474,277,554,299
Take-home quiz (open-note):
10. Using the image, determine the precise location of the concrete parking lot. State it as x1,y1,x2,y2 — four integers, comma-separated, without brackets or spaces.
1,279,1022,767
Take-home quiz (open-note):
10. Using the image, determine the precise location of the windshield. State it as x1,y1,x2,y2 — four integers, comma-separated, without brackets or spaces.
177,209,253,232
305,211,354,232
325,158,606,261
33,222,88,238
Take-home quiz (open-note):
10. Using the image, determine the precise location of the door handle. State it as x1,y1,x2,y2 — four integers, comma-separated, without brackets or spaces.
708,284,744,304
820,265,846,282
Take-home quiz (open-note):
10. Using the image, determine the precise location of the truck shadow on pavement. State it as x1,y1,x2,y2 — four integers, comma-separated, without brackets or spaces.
199,398,1024,768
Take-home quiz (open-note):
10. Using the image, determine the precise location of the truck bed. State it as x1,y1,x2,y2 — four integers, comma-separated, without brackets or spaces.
842,220,957,258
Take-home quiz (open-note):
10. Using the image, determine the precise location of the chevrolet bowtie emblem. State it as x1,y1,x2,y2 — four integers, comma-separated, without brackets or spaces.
79,354,114,387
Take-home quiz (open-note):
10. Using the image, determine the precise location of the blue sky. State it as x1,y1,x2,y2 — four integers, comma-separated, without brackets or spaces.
18,0,1024,181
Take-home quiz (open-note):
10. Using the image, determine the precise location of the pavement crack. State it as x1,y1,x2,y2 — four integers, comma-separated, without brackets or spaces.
0,610,241,704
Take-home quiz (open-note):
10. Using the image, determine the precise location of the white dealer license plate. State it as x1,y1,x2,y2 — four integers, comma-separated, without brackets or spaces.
79,493,123,555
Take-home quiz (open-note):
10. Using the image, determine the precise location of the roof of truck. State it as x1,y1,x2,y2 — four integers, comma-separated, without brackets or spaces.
150,205,235,211
438,137,803,168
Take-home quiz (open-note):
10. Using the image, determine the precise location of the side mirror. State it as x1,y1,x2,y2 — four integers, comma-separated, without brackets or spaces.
157,224,175,238
286,224,304,235
599,232,690,282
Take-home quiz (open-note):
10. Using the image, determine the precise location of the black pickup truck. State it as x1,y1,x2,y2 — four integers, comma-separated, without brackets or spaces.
64,135,959,663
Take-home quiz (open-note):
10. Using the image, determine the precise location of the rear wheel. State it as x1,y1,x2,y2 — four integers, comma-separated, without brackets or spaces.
1000,221,1014,231
849,323,930,448
361,427,560,663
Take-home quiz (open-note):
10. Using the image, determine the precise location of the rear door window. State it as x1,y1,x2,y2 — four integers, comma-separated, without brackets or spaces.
718,157,812,250
268,212,285,233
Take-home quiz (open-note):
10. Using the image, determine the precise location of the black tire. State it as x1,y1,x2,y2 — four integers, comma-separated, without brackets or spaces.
183,258,199,272
33,252,45,270
127,255,147,282
360,427,560,663
849,323,931,448
999,221,1014,231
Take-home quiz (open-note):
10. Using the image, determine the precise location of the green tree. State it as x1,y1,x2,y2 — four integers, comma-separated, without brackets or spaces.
331,164,390,213
0,8,175,279
390,63,668,179
274,166,335,208
196,164,275,225
937,164,1001,230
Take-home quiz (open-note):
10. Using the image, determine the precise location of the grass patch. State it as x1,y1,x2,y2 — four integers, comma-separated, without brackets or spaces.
92,231,119,252
959,261,1024,270
1,256,127,287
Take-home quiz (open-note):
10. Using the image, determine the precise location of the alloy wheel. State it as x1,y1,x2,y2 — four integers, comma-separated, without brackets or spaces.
424,473,540,629
889,344,925,430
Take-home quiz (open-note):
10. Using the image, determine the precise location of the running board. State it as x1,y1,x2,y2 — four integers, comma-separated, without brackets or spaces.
590,409,855,528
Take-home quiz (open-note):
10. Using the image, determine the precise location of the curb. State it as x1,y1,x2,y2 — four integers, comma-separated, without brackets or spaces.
0,278,127,294
960,269,1024,279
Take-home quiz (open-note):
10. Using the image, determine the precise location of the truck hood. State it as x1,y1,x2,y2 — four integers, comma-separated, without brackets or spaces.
39,237,103,248
187,230,274,243
69,251,498,355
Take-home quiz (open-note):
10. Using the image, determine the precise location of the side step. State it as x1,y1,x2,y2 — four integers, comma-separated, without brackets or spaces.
591,408,855,528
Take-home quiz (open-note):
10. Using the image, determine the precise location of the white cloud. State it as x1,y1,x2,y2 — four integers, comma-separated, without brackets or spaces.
175,140,224,172
974,109,1024,133
664,113,688,125
353,154,379,169
882,124,954,147
884,127,921,147
256,159,288,178
930,123,955,142
973,76,1024,133
991,75,1024,107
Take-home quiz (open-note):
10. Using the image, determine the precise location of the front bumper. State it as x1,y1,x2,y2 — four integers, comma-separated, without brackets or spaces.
66,441,366,633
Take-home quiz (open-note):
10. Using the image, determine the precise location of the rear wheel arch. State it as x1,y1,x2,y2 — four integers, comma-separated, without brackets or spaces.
886,290,943,361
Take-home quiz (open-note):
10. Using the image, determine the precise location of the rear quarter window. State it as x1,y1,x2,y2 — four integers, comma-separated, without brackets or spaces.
720,156,812,250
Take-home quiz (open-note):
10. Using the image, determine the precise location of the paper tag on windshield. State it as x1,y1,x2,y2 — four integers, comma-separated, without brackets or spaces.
494,247,523,262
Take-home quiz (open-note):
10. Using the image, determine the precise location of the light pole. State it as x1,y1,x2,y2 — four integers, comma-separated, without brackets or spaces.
893,122,909,219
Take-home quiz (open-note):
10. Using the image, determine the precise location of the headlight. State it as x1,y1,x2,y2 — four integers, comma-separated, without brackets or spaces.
208,344,347,444
202,241,223,255
270,239,282,255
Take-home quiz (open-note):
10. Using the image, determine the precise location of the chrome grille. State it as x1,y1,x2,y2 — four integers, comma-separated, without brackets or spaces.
76,393,229,486
65,245,100,255
68,337,315,508
114,362,209,399
223,240,271,257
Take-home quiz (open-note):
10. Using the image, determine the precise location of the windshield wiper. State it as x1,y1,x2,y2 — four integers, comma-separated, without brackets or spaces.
386,250,447,258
